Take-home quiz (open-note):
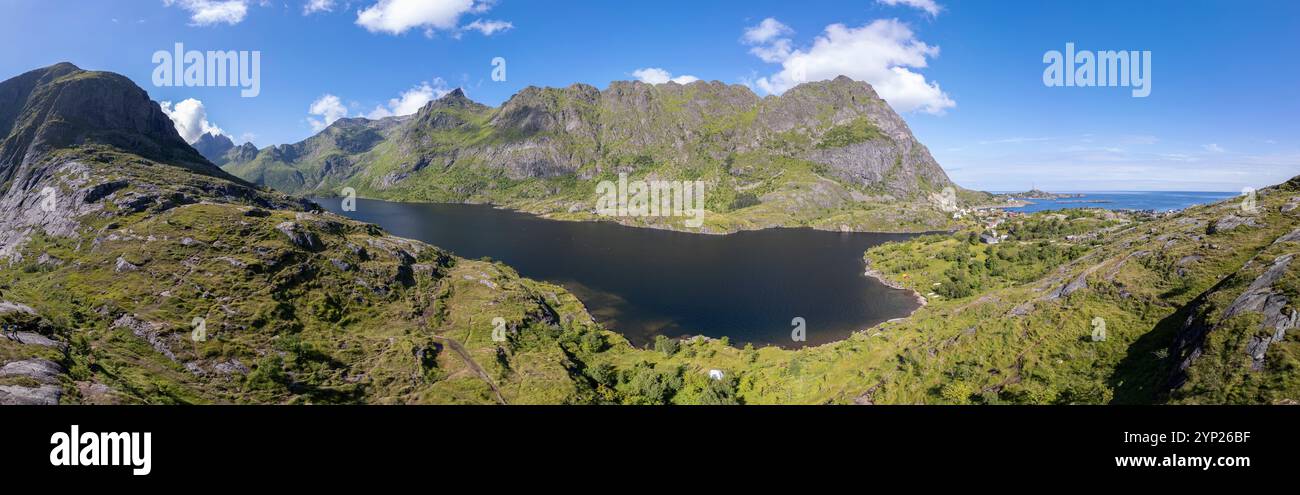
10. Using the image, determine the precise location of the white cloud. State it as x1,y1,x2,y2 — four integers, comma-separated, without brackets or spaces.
164,0,249,26
366,79,451,119
749,38,794,64
877,0,943,16
632,68,700,85
742,17,792,45
1121,134,1159,145
308,94,349,131
747,18,955,115
978,137,1052,145
303,0,335,15
742,18,795,63
1203,143,1226,153
462,18,513,35
159,98,225,144
356,0,505,36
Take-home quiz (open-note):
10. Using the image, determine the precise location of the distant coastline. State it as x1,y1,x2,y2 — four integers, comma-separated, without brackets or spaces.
984,190,1237,214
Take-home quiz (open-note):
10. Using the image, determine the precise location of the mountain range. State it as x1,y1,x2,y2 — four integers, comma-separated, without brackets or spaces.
209,76,982,233
1,62,1296,405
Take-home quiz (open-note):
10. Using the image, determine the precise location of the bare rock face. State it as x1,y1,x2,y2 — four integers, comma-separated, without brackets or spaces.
112,314,176,361
227,142,259,163
0,301,36,315
1047,270,1090,300
1169,252,1300,389
0,384,60,405
114,256,139,272
6,331,63,349
1208,214,1260,234
1221,255,1297,370
277,221,323,251
0,358,64,405
0,358,63,383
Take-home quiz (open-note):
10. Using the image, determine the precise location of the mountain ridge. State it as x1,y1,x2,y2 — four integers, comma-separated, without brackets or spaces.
193,132,258,166
222,75,978,233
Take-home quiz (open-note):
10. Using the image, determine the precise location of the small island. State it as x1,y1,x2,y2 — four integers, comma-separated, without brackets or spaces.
998,188,1086,200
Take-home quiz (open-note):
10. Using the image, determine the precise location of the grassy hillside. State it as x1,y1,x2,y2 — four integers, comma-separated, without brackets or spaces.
855,184,1300,404
8,145,1297,404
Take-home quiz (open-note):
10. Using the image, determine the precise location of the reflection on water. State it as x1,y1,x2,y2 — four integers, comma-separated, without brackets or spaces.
317,199,921,348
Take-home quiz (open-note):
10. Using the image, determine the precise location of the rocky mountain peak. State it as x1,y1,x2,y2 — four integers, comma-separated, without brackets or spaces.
193,132,235,161
0,62,225,183
416,87,482,112
193,132,261,167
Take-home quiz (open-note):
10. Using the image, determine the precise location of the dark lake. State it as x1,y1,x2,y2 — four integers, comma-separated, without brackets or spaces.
316,198,921,348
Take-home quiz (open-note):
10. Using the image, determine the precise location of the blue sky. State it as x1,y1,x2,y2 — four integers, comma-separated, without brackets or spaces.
1,0,1296,191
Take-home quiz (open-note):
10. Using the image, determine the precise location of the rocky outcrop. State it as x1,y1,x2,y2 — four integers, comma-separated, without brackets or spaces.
0,358,63,383
111,314,175,361
1169,252,1300,390
0,301,36,315
0,358,64,405
276,221,323,251
0,383,61,405
1221,255,1297,369
1208,214,1260,234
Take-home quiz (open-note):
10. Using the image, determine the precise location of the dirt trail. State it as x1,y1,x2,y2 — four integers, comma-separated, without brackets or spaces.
430,334,508,405
415,285,508,405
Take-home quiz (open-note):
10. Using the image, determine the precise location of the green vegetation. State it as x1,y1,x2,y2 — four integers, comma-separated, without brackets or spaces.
816,117,888,148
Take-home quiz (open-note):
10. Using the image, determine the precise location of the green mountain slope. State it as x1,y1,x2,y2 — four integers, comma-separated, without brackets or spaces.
857,183,1300,404
223,78,984,233
0,64,635,404
2,63,1293,405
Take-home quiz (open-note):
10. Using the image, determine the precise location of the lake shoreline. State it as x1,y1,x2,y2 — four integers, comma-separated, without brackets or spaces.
864,259,928,311
309,194,949,236
317,196,933,350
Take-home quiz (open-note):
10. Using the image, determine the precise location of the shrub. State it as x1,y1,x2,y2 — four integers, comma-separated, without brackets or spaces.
653,335,680,356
